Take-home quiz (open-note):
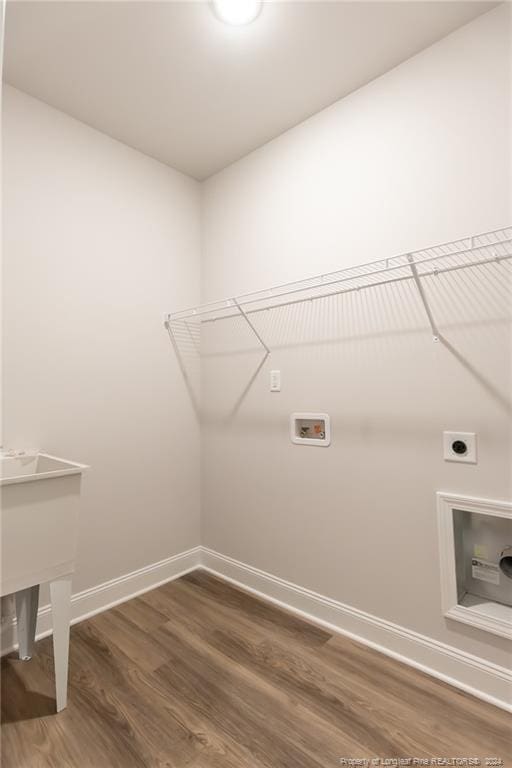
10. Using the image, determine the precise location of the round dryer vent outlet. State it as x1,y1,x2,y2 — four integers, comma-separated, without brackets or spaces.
499,546,512,579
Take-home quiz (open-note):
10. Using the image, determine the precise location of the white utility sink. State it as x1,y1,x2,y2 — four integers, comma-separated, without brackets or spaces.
1,450,88,712
0,452,88,486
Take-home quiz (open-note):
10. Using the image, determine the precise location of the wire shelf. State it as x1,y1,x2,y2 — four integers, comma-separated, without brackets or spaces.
165,226,512,349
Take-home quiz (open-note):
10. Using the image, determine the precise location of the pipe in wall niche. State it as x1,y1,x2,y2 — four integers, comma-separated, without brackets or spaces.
498,546,512,579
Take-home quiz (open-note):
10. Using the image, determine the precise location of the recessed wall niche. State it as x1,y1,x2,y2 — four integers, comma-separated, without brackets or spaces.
437,493,512,639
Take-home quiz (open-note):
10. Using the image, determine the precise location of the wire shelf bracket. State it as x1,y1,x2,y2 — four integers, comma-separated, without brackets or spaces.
232,297,271,355
407,253,441,342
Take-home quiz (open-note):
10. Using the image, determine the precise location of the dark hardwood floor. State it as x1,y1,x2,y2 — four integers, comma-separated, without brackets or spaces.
2,570,511,767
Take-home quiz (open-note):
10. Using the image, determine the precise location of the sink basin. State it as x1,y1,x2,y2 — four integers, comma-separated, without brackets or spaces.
0,453,88,486
1,452,89,597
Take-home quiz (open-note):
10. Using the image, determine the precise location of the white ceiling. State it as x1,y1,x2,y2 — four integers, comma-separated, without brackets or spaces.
4,1,496,180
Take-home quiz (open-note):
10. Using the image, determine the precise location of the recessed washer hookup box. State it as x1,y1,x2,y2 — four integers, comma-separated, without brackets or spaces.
290,413,331,447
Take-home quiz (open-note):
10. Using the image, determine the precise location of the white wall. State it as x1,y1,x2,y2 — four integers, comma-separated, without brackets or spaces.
0,0,5,447
2,86,201,597
1,4,510,691
201,4,512,671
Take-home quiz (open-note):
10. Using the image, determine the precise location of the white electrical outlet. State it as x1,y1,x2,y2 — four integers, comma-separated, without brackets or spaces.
443,431,477,464
270,370,281,392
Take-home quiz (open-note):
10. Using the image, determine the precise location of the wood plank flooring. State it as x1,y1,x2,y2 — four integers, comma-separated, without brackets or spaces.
1,570,511,768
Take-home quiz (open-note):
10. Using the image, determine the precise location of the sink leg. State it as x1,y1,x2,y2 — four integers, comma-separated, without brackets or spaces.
50,575,72,713
15,585,40,661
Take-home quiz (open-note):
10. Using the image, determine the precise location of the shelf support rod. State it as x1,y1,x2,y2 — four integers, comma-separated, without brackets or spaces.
407,254,440,342
232,297,271,354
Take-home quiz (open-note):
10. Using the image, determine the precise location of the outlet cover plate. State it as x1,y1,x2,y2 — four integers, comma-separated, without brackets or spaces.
443,431,477,464
270,370,281,392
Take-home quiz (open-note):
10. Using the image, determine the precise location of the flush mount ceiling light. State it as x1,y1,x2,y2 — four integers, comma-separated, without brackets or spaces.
212,0,262,26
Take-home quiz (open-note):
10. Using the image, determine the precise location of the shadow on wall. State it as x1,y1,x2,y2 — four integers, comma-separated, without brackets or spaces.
166,257,512,422
166,319,201,417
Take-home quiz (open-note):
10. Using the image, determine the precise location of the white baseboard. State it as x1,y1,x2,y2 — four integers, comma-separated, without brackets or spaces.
1,546,201,655
3,543,510,713
200,547,512,713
